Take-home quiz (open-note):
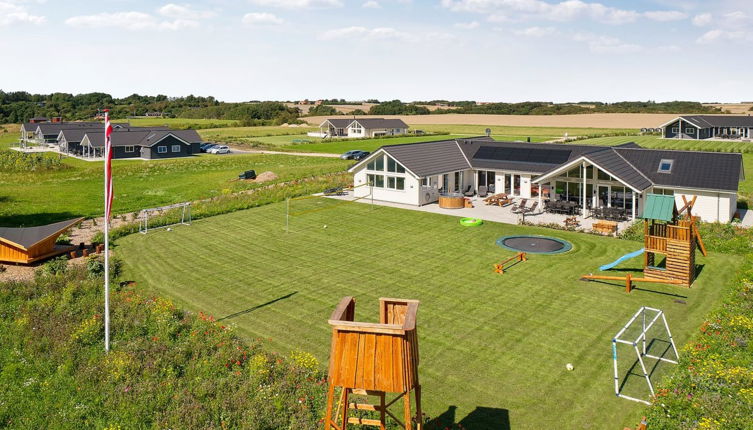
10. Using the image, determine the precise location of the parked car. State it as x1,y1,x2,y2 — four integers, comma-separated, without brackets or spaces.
351,150,370,160
208,145,230,154
340,150,360,160
200,143,217,153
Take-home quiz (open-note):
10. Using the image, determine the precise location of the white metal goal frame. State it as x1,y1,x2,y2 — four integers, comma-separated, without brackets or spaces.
612,306,679,405
138,202,191,234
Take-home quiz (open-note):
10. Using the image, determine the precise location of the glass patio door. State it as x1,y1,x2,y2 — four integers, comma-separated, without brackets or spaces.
598,185,610,207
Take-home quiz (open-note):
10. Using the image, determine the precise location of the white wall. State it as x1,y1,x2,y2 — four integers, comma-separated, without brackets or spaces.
352,160,420,206
664,189,738,223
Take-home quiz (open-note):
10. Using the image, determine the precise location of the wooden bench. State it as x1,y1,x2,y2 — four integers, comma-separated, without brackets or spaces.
593,220,618,235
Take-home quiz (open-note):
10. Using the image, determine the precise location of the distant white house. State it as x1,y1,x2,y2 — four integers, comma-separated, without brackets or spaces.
308,118,409,138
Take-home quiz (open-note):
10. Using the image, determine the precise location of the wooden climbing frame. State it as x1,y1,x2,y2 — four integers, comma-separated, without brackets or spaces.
324,297,422,430
493,252,527,274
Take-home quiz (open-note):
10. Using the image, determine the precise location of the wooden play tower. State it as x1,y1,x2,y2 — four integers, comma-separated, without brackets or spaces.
324,297,422,430
642,194,707,287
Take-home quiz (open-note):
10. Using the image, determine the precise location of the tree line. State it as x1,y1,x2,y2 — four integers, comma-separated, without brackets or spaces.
0,91,299,125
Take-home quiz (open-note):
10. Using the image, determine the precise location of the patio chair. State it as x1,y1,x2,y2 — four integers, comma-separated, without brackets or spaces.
463,185,474,197
478,186,488,198
512,199,528,213
524,201,538,214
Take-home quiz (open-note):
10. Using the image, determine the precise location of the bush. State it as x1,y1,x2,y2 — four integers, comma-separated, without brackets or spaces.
618,220,753,255
0,150,68,172
86,254,123,279
37,256,68,277
0,266,328,428
643,257,753,428
55,234,72,245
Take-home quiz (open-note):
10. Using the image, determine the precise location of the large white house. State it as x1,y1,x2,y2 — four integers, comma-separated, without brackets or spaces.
348,137,744,223
309,118,409,138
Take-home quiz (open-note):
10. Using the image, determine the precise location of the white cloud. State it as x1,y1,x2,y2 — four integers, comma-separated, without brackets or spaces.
242,12,284,25
513,26,555,37
248,0,342,9
696,29,749,44
319,26,410,41
454,21,479,29
158,3,216,20
692,13,712,26
0,1,45,26
573,32,642,53
441,0,641,24
65,10,202,31
644,10,687,22
362,0,380,8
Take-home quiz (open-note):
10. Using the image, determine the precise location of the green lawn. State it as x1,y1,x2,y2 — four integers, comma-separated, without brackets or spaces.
0,154,349,226
198,125,317,143
124,117,238,129
116,199,741,429
410,123,636,138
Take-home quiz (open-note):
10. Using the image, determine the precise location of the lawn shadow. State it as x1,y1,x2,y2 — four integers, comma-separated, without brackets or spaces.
0,211,82,228
217,291,298,322
618,338,675,395
425,405,510,430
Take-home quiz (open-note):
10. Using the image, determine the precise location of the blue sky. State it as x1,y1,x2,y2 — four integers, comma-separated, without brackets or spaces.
1,0,752,102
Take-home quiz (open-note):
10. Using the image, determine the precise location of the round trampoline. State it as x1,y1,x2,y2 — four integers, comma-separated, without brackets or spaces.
496,235,572,254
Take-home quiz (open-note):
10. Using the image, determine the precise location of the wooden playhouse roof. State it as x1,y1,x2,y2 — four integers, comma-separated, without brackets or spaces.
0,218,83,250
640,194,676,222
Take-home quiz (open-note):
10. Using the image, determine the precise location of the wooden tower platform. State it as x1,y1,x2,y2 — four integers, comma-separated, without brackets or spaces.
324,297,422,430
642,195,706,287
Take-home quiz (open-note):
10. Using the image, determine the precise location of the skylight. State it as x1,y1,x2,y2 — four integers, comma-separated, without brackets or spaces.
658,159,674,173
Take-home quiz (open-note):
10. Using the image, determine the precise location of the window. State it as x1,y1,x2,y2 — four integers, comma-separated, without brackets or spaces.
374,175,384,188
351,124,362,134
125,146,135,153
157,146,167,154
655,188,674,196
684,128,695,134
367,156,384,171
387,177,396,189
386,156,405,173
671,127,679,133
387,176,405,190
396,177,405,190
597,170,612,181
172,144,181,153
421,177,428,186
657,159,674,173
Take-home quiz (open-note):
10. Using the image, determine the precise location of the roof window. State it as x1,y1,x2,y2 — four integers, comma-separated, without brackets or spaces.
657,159,674,174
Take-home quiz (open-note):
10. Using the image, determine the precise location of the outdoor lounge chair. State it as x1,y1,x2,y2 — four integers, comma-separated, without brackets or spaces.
512,199,529,213
524,201,538,214
463,185,474,197
478,186,488,198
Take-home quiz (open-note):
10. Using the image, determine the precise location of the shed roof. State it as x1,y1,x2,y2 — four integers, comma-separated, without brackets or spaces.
0,218,83,250
640,194,676,222
353,118,409,129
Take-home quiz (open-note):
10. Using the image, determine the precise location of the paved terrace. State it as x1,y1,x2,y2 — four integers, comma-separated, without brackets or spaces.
322,190,635,233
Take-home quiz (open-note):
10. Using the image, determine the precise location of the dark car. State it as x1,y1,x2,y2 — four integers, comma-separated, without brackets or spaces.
340,150,360,160
352,150,370,160
200,143,217,153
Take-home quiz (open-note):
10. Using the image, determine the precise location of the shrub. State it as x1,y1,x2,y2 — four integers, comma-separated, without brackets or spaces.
0,266,328,428
0,150,68,172
618,220,753,255
37,256,68,277
55,233,72,245
86,254,122,279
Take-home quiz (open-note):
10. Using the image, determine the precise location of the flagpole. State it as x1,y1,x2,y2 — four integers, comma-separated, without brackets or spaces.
103,110,111,352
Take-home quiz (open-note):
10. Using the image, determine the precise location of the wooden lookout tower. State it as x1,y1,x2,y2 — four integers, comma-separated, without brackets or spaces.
325,297,422,430
641,194,707,287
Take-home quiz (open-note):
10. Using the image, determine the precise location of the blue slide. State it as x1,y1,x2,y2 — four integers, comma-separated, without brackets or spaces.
599,248,645,271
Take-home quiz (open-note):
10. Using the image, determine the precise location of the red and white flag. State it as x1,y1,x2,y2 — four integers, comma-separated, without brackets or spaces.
104,110,113,222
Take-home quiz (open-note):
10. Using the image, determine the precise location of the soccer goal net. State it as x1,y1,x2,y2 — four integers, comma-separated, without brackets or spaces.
612,306,679,405
138,202,191,234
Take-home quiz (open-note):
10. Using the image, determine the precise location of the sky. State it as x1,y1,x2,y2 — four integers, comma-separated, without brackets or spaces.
1,0,752,103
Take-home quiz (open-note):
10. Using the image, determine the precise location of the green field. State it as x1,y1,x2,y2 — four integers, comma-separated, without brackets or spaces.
198,125,317,143
408,123,636,138
0,154,349,226
117,199,741,429
124,117,238,129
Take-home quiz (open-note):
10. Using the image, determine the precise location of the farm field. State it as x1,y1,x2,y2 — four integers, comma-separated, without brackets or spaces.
123,117,238,129
0,154,349,227
303,113,680,128
116,199,741,429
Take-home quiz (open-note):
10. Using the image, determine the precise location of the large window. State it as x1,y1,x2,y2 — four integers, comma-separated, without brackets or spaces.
157,146,167,154
367,156,384,171
386,176,406,190
351,124,362,134
171,145,181,153
386,156,405,173
367,174,385,188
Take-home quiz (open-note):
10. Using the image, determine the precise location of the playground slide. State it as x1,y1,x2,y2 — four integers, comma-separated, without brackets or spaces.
599,248,645,271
